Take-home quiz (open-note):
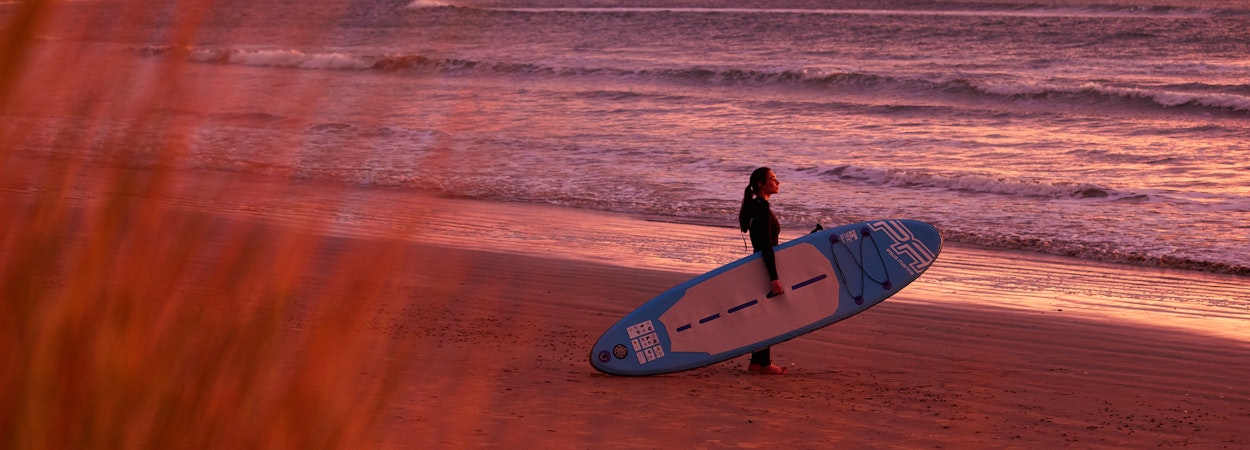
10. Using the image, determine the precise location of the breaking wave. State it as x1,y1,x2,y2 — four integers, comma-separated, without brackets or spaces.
135,45,1250,115
819,164,1124,200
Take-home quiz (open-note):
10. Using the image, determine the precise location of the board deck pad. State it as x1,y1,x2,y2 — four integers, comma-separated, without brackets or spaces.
590,219,941,376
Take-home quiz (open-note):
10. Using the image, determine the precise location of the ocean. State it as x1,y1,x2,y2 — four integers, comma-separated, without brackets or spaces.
5,0,1250,274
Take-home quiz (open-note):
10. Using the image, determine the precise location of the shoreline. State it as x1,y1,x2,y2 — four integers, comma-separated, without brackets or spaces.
5,153,1248,277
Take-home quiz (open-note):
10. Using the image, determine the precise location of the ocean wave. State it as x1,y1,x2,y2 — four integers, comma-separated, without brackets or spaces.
1069,82,1250,112
194,48,374,70
818,164,1125,200
450,5,1231,20
138,45,375,70
406,0,455,8
937,78,1250,113
940,229,1250,276
137,45,1250,115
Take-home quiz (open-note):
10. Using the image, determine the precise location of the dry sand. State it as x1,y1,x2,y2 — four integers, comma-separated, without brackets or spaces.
4,162,1249,449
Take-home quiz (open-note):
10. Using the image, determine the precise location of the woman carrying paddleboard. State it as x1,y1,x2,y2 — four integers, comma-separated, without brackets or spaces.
738,167,788,375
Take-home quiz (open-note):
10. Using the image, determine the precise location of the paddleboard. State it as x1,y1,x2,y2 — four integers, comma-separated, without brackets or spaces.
590,219,941,376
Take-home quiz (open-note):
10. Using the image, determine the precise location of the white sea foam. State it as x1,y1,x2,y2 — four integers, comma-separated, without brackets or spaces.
482,7,1219,19
225,49,372,70
406,0,455,8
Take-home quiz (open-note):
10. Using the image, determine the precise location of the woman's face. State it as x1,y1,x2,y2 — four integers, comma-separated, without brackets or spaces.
758,170,780,197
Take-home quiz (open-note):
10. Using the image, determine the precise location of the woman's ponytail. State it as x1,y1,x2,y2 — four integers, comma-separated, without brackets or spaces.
738,166,771,233
738,185,755,232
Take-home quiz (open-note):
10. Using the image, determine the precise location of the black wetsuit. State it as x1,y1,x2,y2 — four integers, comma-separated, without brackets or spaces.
744,196,780,366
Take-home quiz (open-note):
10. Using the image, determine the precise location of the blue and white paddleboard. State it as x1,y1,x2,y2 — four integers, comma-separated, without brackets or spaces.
590,219,941,376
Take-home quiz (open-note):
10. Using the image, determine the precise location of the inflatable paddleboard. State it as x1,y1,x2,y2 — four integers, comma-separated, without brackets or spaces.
590,219,941,376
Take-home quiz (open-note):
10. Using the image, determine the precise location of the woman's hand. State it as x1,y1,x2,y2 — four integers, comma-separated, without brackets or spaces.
769,279,784,296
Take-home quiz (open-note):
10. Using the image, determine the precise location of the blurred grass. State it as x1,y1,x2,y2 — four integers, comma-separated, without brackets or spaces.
1,1,409,448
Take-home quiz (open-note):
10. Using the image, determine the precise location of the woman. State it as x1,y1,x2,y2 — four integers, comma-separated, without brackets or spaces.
737,166,788,375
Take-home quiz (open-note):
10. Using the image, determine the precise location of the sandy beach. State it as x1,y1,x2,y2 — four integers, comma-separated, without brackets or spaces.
387,243,1250,449
5,160,1247,448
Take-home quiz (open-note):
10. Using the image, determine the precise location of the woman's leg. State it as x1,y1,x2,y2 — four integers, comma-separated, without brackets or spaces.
750,347,771,366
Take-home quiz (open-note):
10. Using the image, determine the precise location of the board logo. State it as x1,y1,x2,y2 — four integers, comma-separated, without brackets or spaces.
626,320,666,365
870,221,937,276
